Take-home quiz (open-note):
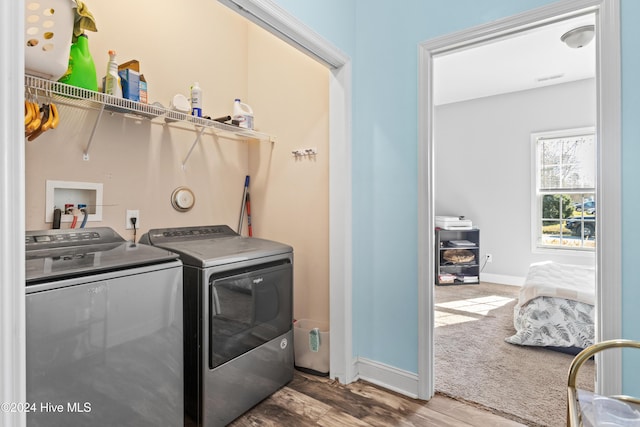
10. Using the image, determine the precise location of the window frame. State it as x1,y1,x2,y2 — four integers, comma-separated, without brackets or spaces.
531,127,596,254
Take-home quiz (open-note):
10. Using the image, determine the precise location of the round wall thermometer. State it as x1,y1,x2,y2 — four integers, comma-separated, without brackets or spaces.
171,187,195,212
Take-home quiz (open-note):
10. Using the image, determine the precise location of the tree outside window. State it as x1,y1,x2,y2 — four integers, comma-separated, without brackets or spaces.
534,130,595,250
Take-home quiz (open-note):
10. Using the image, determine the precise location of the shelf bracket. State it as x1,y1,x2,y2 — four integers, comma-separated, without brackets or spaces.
181,126,207,170
83,103,105,161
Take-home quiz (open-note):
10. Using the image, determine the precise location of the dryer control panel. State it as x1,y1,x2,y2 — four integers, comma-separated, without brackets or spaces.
142,225,238,244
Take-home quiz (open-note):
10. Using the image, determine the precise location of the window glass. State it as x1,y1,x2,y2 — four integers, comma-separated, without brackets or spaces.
534,132,595,250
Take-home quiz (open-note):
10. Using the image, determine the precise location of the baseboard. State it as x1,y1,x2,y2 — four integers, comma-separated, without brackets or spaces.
353,357,419,399
480,273,524,287
349,276,523,399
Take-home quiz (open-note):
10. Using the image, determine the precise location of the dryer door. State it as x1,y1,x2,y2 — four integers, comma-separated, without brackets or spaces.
208,260,292,369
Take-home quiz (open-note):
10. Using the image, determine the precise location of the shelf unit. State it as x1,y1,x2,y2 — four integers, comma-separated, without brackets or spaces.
24,75,274,164
435,228,480,285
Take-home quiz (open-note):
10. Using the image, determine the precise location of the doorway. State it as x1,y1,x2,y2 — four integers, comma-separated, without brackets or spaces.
418,0,622,404
431,13,597,421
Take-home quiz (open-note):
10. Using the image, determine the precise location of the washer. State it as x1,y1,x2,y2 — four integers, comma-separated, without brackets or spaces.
25,227,184,427
139,225,293,427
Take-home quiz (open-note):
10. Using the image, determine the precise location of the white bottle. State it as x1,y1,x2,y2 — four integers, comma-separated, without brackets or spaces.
191,82,202,117
233,98,254,129
104,50,122,97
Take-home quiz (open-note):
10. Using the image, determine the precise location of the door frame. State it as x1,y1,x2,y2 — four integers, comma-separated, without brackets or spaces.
418,0,622,399
1,0,27,424
217,0,355,384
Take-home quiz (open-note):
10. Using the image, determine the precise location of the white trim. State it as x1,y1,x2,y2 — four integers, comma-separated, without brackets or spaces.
594,0,622,397
419,0,621,400
1,0,26,426
328,60,355,384
417,42,434,400
218,0,349,69
355,357,419,399
480,273,525,287
218,0,355,384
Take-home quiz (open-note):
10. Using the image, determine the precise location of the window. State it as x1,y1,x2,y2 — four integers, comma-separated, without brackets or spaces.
532,129,596,250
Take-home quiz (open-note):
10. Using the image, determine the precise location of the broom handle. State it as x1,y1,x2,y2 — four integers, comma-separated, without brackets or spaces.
246,193,252,237
237,175,249,234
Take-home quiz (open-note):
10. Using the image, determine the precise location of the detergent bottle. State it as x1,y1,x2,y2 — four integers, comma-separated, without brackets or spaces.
232,99,254,129
58,34,98,91
104,50,122,97
190,82,202,117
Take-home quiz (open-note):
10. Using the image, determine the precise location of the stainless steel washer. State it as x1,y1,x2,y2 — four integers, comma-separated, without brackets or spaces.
140,225,293,427
25,227,184,427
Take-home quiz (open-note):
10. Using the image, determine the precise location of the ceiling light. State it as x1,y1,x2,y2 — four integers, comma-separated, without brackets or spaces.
561,25,595,49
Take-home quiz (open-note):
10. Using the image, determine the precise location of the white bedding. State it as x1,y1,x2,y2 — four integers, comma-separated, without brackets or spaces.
517,261,595,307
505,261,595,348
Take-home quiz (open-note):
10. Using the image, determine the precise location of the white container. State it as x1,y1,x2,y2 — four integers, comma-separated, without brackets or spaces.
24,0,75,80
293,319,330,375
104,50,122,97
169,94,190,113
233,98,254,129
190,82,202,117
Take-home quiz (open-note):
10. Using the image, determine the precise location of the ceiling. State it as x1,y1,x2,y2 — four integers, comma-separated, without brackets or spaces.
433,14,596,105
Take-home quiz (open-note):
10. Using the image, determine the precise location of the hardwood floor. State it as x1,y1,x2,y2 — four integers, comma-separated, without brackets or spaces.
230,370,527,426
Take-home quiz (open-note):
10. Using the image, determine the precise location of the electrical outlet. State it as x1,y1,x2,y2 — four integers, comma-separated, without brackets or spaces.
486,253,493,263
126,209,140,230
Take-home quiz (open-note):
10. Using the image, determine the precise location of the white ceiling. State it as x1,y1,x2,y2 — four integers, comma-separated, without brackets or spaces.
434,14,596,105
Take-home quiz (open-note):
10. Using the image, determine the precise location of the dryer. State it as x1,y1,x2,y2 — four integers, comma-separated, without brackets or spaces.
25,227,184,427
140,225,293,427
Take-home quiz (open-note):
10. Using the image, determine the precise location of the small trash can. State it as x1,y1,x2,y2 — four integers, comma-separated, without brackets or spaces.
294,319,330,376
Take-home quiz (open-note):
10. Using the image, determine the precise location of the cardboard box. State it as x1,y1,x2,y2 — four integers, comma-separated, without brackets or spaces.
118,68,140,101
119,59,139,72
118,60,140,102
139,74,147,104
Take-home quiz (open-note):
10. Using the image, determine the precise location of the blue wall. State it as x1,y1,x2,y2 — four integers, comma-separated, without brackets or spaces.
275,0,639,395
620,0,640,395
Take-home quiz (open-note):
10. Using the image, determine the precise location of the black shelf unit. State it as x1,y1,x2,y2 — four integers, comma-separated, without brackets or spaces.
435,228,480,285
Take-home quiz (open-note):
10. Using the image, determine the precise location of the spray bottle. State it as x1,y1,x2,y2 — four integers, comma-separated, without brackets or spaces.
104,50,122,97
190,82,202,117
58,34,98,91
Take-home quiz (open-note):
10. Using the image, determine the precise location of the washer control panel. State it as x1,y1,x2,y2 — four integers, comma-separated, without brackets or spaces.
26,227,124,250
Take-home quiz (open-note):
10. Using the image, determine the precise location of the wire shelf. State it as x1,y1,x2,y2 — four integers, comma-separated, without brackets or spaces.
24,75,274,145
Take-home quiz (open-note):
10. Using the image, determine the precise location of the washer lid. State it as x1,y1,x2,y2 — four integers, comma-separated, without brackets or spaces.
25,227,179,284
141,225,292,268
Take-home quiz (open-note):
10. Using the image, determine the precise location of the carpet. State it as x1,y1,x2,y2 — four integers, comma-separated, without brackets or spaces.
434,282,595,427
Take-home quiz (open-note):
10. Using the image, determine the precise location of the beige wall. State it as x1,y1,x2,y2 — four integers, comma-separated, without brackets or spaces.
25,0,329,323
247,26,330,324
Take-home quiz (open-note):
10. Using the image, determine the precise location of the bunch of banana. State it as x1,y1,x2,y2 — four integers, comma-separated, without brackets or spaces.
25,101,59,141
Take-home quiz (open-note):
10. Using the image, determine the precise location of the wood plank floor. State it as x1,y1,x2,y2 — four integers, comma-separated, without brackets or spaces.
230,371,528,426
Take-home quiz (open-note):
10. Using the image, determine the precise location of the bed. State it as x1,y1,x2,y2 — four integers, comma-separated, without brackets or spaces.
505,261,595,351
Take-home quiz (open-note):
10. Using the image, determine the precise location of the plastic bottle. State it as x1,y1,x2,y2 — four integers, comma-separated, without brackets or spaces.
233,99,254,129
104,50,122,97
58,34,98,91
190,82,202,117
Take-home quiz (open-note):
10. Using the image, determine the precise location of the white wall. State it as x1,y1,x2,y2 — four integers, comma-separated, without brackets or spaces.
435,78,596,283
